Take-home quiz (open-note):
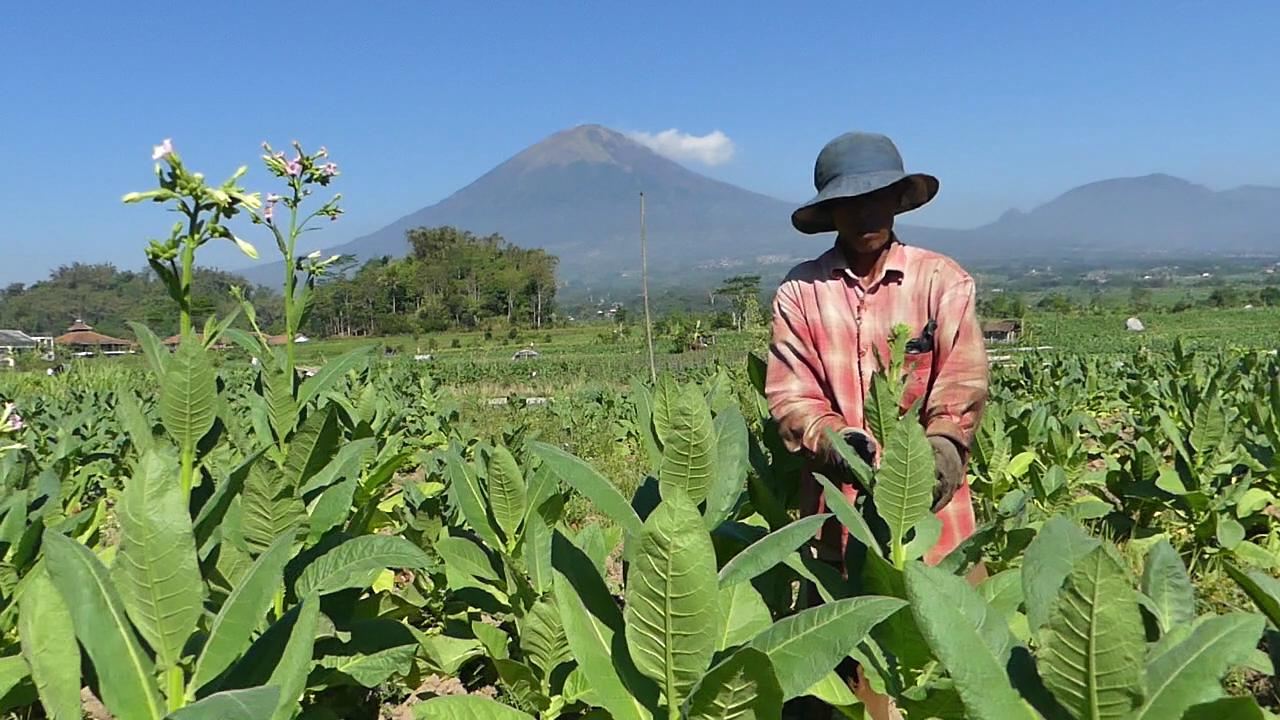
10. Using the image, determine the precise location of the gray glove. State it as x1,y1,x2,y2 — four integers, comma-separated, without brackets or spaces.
813,427,876,486
930,435,964,512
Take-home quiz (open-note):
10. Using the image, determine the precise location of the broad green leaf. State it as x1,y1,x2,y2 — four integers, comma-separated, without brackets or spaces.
190,533,296,696
524,460,560,519
1190,398,1227,457
283,404,340,487
412,695,537,719
524,514,553,595
717,582,773,652
486,444,527,546
115,447,204,669
167,686,281,720
1023,515,1101,633
265,597,321,720
874,416,936,564
1217,516,1246,550
307,477,358,543
298,435,373,498
128,321,170,377
294,535,435,597
0,654,28,706
492,658,550,714
704,405,749,529
262,364,298,441
747,596,906,700
443,450,504,550
1235,488,1275,519
813,474,883,557
1132,612,1266,720
624,490,721,708
1222,562,1280,627
1182,696,1268,720
657,386,717,505
43,531,165,720
631,377,664,473
1039,546,1146,719
864,372,898,446
804,671,859,708
240,460,306,555
532,442,644,539
116,388,157,456
436,534,501,584
978,568,1025,621
651,374,681,449
717,513,829,588
520,597,572,683
903,562,1039,720
19,566,80,720
314,628,416,688
682,647,782,720
296,345,373,408
1006,451,1037,478
552,553,657,720
161,334,217,450
1141,538,1196,635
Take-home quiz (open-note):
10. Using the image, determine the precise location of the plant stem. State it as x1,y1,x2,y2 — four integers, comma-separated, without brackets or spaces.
180,206,198,337
166,665,186,713
283,187,300,381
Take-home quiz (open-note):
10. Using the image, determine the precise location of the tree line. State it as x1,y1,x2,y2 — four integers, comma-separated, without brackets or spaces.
307,226,559,337
0,263,282,339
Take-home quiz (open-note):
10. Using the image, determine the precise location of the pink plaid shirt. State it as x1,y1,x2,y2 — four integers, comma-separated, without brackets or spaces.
765,238,989,567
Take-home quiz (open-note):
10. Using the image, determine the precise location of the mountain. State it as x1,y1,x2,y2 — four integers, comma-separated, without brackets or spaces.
235,125,1280,290
946,173,1280,258
238,124,837,288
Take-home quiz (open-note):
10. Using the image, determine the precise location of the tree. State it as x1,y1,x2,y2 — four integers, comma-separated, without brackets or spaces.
714,275,762,332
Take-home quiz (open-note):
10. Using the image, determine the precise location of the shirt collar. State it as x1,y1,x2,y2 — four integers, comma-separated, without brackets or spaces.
820,234,909,287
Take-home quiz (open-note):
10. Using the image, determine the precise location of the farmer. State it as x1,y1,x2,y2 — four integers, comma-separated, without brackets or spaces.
766,132,989,718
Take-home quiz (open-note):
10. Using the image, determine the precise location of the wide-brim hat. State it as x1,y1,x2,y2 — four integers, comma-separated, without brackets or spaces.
791,132,939,235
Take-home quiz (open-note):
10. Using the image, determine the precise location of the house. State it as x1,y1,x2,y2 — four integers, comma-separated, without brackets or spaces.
54,320,134,356
0,330,37,353
162,333,228,350
981,320,1022,344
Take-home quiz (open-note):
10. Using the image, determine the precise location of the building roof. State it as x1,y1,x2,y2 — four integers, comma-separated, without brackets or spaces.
0,330,36,347
981,321,1022,333
54,320,132,347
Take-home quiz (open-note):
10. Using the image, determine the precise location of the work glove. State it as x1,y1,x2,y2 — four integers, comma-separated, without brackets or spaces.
930,435,964,512
813,427,876,487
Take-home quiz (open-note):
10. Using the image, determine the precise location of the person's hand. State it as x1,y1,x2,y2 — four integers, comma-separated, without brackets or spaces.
930,435,964,512
813,427,876,487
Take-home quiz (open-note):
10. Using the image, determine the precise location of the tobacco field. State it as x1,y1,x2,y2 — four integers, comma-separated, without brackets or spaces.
0,140,1279,719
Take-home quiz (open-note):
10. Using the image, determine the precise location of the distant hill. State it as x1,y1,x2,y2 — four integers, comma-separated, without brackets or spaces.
235,124,1280,291
937,173,1280,259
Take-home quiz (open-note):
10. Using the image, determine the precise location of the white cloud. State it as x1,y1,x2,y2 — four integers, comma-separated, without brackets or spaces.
626,128,735,166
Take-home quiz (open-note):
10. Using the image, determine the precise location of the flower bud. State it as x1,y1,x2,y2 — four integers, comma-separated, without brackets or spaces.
233,236,259,259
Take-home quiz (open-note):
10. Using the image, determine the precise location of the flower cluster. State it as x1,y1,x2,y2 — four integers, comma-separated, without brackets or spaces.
0,403,23,457
125,138,262,263
250,140,344,252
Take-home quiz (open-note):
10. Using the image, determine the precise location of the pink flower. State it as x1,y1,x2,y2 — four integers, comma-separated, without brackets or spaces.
152,139,173,161
321,162,338,177
264,204,274,221
3,403,20,431
286,160,302,176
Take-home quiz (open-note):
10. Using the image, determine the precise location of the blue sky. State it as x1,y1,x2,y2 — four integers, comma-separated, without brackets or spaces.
3,0,1277,286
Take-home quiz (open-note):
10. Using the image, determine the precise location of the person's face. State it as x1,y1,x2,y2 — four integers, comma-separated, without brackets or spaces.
829,182,904,255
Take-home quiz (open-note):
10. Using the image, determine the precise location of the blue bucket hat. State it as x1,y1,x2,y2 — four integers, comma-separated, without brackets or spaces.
791,132,939,235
